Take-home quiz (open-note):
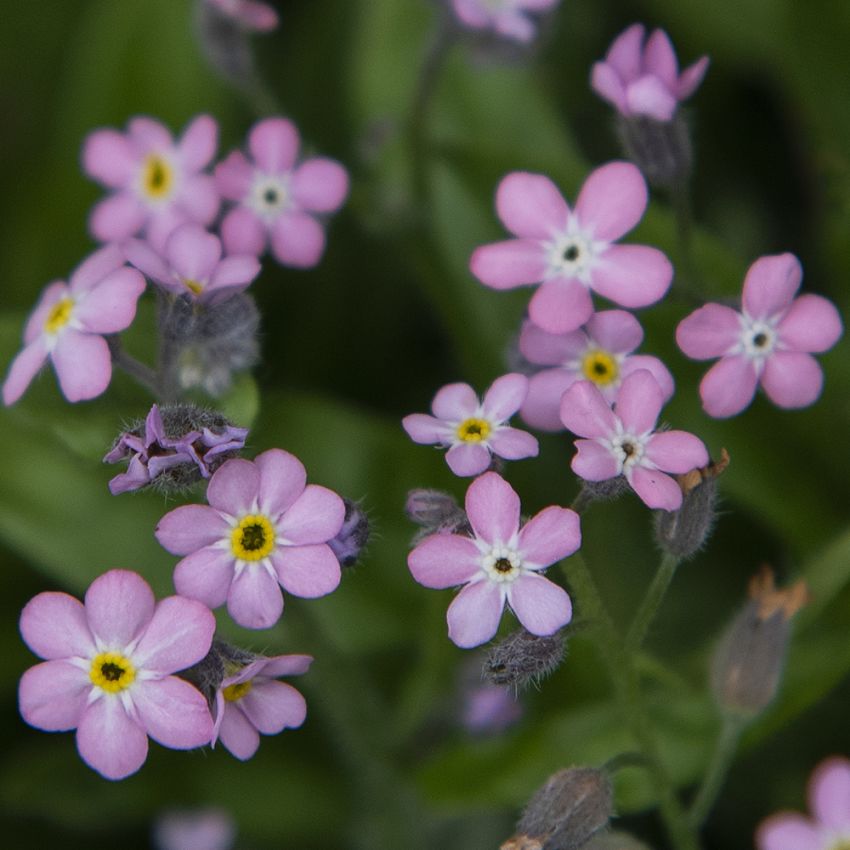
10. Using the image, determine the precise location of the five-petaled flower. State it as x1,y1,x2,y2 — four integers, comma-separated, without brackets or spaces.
449,0,560,44
18,569,215,780
156,449,345,630
402,373,539,476
470,163,672,335
676,253,843,418
560,369,708,511
408,472,579,648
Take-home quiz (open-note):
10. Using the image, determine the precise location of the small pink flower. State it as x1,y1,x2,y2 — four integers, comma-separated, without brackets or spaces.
205,0,279,32
676,253,843,418
2,246,146,405
154,808,236,850
402,374,539,476
450,0,560,43
591,23,709,122
18,570,215,780
156,449,345,630
125,224,261,304
408,472,579,648
215,117,348,268
519,309,674,431
757,756,850,850
470,163,672,335
560,370,708,511
83,115,220,251
213,654,311,760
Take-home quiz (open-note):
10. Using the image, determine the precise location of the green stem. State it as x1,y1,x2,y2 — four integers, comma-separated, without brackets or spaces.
625,553,681,654
106,336,159,397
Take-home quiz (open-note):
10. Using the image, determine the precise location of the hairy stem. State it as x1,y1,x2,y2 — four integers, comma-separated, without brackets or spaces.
107,336,159,397
625,552,681,654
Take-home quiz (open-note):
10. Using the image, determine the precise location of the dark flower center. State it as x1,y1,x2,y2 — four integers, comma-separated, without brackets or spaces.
263,188,279,205
563,244,580,262
241,523,267,551
622,441,636,457
494,558,513,572
752,332,768,348
100,662,125,682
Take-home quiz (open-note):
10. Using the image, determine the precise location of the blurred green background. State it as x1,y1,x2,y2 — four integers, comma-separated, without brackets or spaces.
1,0,850,848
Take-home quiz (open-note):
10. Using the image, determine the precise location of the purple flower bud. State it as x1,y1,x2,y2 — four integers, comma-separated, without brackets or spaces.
327,499,370,568
484,628,566,691
405,488,471,540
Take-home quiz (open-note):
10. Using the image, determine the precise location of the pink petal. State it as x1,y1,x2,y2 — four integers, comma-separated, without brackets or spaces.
777,294,843,353
676,303,742,359
218,704,260,760
215,150,254,201
810,757,850,832
574,161,648,242
590,62,628,113
760,352,824,409
517,506,581,567
591,244,672,308
133,677,213,749
85,569,155,649
272,543,341,598
19,661,90,731
51,330,111,402
605,24,645,81
614,369,664,434
178,175,220,226
756,814,822,850
227,564,284,629
128,117,173,152
146,206,190,254
586,309,643,353
278,484,345,545
165,224,221,282
742,253,802,320
519,321,586,365
74,267,145,333
123,237,174,287
465,472,520,545
89,192,147,242
619,355,675,402
156,505,230,555
76,696,148,780
19,591,94,660
493,10,535,42
173,547,236,609
408,534,481,588
207,458,260,514
254,448,307,517
2,338,47,406
82,129,137,188
628,466,682,511
482,373,528,421
488,427,539,461
221,207,267,256
521,369,580,431
509,573,572,635
239,680,306,734
528,278,594,334
645,431,708,474
677,56,710,99
447,580,505,648
452,0,489,27
699,355,759,418
179,115,218,172
254,654,313,677
625,75,679,121
495,172,569,239
469,240,547,289
291,158,349,213
69,244,127,293
270,212,326,268
402,413,452,445
238,0,279,31
446,443,492,477
559,380,616,438
132,596,215,674
24,281,68,343
571,439,620,481
208,254,261,292
249,117,300,173
643,29,679,89
432,382,479,420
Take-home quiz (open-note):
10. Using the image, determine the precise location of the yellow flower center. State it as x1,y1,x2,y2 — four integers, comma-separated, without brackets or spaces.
830,842,850,850
182,278,204,296
89,651,136,694
231,514,276,561
581,350,619,386
456,417,491,443
223,680,253,702
141,154,174,200
43,297,74,335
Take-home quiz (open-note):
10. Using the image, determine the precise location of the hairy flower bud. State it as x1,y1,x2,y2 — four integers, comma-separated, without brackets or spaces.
616,113,693,189
178,639,257,710
655,449,729,558
711,566,808,716
328,499,370,568
502,766,614,850
405,488,471,540
483,628,566,691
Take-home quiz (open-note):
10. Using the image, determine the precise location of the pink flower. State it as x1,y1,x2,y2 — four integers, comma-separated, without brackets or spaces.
125,224,261,304
2,246,146,405
156,449,345,630
402,374,539,476
215,117,348,268
154,808,236,850
591,24,709,122
408,472,579,648
449,0,560,43
676,253,843,418
18,570,215,780
205,0,279,32
519,310,674,431
470,164,672,334
213,654,311,760
757,756,850,850
83,115,220,251
560,370,708,511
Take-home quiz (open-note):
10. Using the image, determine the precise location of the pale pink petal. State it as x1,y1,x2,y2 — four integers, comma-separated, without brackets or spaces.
517,506,581,567
605,24,645,80
19,592,94,660
239,680,306,734
432,382,479,420
83,129,137,188
2,338,47,406
178,175,220,226
559,380,617,438
77,697,148,780
69,244,127,293
447,580,505,648
402,413,453,445
179,115,218,172
408,534,481,588
571,439,620,481
810,758,850,831
591,244,672,308
128,117,173,152
446,443,492,476
173,547,236,609
89,192,147,242
495,172,569,239
628,466,682,511
465,471,520,545
614,369,664,433
270,212,326,268
221,206,267,255
699,355,759,418
208,255,261,292
676,303,742,359
24,281,68,343
587,309,643,353
218,704,260,760
123,237,174,287
278,484,345,545
519,321,586,365
133,677,213,749
249,118,300,173
644,29,679,88
239,0,280,32
777,294,843,353
521,369,580,431
452,0,488,27
254,448,307,517
493,11,535,42
291,158,349,213
166,224,221,282
645,431,708,474
214,150,254,201
52,331,111,402
19,661,90,731
74,267,145,333
272,544,341,598
85,569,154,648
207,458,259,514
742,253,802,320
625,75,678,121
254,655,313,677
677,56,710,99
590,62,628,113
469,240,547,289
147,206,190,254
156,505,230,555
760,352,824,409
482,373,528,421
227,565,284,629
619,355,675,402
132,597,215,673
574,161,648,242
509,574,572,634
756,814,822,850
528,278,594,334
489,427,539,460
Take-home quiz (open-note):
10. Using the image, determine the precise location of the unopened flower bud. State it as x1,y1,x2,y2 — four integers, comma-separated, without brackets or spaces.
178,639,259,711
104,403,248,495
655,449,729,558
328,499,370,568
616,113,693,189
572,476,631,513
405,488,471,540
502,766,614,850
484,628,566,691
711,566,808,716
